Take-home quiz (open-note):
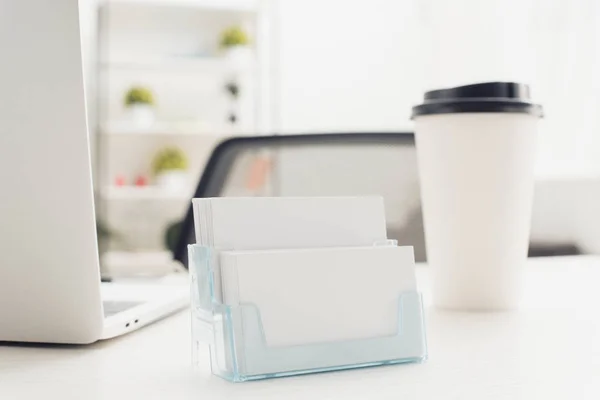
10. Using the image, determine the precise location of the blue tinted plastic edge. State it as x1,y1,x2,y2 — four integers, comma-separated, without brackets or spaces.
189,244,428,382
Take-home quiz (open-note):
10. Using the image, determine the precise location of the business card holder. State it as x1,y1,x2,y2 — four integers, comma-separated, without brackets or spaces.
188,243,427,382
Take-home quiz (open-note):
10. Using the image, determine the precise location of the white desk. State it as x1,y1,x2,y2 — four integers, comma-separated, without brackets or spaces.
2,256,600,399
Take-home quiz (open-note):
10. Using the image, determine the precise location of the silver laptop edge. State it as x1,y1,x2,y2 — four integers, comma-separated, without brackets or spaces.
0,0,187,344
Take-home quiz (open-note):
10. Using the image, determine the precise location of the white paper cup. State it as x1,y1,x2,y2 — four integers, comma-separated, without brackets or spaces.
412,82,543,310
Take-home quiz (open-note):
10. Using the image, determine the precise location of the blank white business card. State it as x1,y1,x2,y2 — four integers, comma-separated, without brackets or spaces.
192,196,388,250
219,245,416,347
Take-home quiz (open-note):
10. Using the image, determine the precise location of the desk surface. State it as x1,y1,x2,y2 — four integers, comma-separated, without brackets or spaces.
2,256,600,400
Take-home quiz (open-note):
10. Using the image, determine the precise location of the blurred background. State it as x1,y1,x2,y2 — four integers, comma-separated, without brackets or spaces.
77,0,600,274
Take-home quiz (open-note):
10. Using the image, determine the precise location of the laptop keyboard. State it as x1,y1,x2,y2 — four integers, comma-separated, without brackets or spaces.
102,301,143,317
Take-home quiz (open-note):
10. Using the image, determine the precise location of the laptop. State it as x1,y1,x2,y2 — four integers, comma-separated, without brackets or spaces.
0,0,188,344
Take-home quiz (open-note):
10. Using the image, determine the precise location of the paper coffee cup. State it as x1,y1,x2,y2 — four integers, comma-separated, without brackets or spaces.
412,82,543,310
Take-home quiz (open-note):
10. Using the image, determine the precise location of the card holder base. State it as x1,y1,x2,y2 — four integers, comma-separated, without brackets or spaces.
188,244,428,382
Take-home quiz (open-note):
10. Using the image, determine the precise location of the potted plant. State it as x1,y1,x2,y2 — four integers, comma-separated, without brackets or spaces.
152,146,190,193
219,26,251,65
124,86,156,128
96,219,115,256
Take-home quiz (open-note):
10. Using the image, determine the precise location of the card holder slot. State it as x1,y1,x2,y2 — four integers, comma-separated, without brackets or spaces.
188,244,427,382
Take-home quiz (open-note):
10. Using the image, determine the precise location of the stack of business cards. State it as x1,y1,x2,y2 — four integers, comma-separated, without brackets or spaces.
192,196,417,347
220,245,416,346
192,197,388,250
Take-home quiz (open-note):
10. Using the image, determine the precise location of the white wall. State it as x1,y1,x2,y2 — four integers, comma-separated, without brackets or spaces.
270,0,600,176
272,0,421,133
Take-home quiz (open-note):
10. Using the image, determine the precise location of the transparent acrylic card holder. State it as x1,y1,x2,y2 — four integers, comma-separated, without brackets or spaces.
189,243,427,382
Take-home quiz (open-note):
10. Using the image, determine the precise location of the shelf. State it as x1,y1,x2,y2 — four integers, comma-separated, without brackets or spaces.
101,250,183,276
100,0,259,12
100,56,257,72
101,186,193,200
101,122,235,137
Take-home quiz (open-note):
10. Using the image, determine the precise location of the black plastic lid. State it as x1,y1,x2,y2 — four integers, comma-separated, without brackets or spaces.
411,82,543,119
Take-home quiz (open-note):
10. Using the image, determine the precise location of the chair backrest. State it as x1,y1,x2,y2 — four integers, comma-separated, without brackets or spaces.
174,133,425,265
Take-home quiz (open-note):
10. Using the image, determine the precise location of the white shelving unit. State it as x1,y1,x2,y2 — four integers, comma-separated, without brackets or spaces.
101,121,236,136
94,0,271,265
100,56,258,73
101,250,182,277
100,57,225,71
100,186,193,201
102,0,259,12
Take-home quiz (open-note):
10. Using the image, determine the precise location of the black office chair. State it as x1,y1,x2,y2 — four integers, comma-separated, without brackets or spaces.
173,133,426,266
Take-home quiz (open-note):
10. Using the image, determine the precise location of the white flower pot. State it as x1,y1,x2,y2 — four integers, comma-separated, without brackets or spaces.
155,171,189,193
223,46,252,68
126,104,156,128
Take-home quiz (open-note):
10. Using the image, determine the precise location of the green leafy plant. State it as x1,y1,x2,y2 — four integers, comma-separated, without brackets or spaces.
96,218,125,255
164,220,183,253
152,147,189,175
124,86,155,107
96,219,114,241
219,26,250,48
